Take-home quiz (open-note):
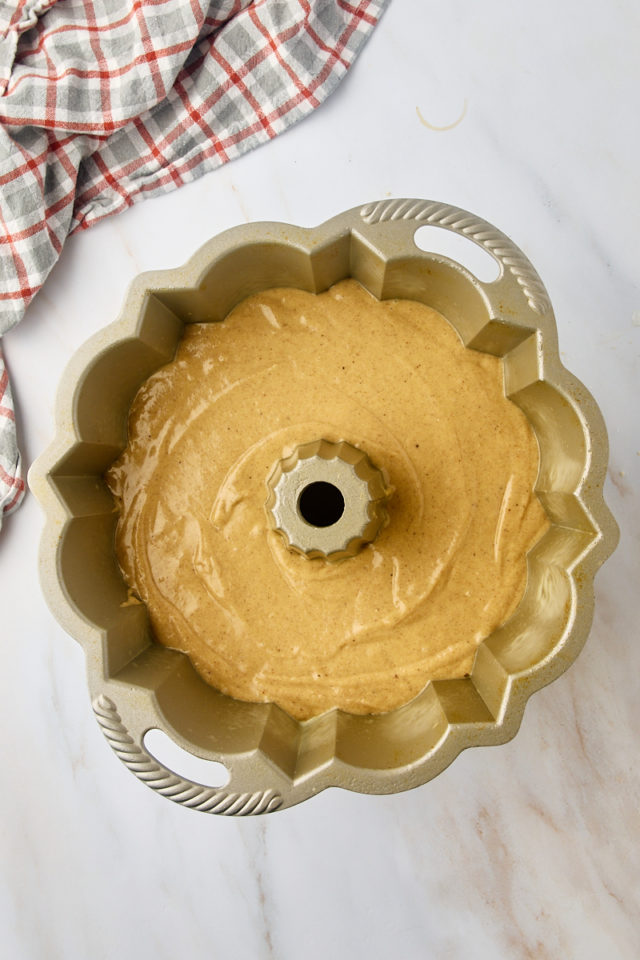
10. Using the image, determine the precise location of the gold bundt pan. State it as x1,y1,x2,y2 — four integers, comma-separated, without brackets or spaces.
29,199,618,814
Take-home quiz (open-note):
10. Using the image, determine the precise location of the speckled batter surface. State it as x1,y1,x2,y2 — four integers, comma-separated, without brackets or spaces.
106,280,549,719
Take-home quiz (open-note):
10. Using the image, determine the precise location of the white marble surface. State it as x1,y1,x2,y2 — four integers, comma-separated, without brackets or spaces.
1,1,639,957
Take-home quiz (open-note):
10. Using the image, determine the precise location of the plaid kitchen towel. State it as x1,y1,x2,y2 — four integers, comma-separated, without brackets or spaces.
0,0,386,526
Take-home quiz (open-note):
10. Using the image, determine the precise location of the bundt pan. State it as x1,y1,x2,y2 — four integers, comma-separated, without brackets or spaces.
29,199,619,815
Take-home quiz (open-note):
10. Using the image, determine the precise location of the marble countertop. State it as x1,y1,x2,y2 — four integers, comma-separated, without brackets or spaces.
2,1,638,957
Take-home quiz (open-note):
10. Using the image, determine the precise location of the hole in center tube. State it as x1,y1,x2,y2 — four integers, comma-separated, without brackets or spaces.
298,482,345,527
143,729,229,787
413,225,501,282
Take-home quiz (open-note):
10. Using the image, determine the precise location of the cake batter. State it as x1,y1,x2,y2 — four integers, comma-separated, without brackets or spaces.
106,280,549,719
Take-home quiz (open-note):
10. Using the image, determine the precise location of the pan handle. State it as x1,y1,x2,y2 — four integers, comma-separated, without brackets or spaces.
92,694,283,816
355,198,553,320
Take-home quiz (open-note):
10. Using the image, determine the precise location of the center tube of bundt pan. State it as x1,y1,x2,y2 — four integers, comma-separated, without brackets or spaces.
265,439,390,562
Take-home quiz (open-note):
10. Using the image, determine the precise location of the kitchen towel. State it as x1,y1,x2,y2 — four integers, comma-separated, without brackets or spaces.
0,0,386,527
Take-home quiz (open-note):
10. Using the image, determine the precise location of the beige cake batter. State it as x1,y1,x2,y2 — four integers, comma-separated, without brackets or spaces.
106,279,549,720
